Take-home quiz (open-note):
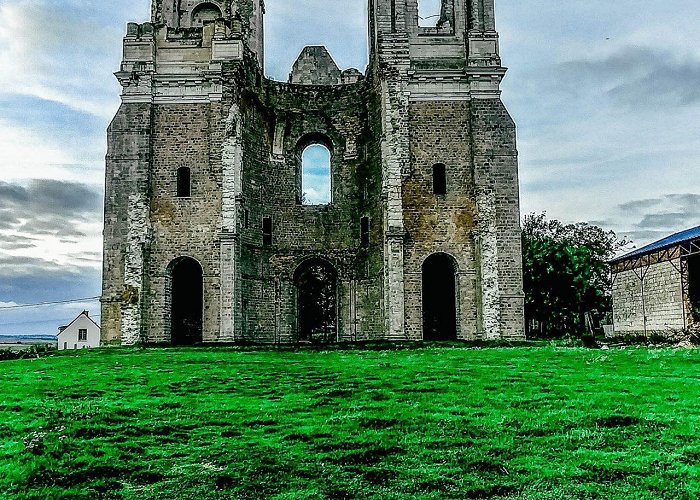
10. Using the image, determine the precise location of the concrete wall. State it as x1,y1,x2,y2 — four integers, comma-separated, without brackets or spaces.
612,259,685,335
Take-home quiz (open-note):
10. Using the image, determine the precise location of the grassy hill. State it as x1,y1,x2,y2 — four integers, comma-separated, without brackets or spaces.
1,345,699,498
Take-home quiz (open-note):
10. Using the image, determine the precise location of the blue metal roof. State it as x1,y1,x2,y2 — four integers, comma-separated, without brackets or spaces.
611,225,700,263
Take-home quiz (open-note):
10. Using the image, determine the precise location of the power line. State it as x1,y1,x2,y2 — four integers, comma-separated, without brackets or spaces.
0,297,101,311
1,317,95,327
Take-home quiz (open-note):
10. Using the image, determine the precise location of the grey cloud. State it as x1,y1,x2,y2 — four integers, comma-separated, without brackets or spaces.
636,212,696,230
0,183,29,205
619,230,671,245
618,198,664,212
618,193,700,219
0,255,77,276
0,180,100,251
668,193,700,206
20,217,88,238
29,179,102,213
614,193,700,244
0,235,39,251
0,179,101,217
558,47,700,109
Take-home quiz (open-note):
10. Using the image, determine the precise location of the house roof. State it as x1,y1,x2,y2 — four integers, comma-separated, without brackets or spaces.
56,311,101,335
611,225,700,264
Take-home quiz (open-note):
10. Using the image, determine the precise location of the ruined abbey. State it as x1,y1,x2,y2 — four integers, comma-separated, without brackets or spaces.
101,0,525,345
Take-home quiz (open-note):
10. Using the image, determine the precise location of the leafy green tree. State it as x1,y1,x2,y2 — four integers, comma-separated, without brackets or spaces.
521,213,627,338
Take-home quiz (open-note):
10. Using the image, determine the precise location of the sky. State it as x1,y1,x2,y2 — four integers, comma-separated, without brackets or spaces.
0,0,698,336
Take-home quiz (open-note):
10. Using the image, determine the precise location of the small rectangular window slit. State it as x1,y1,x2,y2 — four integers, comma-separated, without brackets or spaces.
177,167,191,198
433,163,447,195
262,216,272,246
361,216,370,248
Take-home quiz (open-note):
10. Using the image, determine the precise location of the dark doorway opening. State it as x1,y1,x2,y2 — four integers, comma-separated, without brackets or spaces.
294,259,337,343
422,253,457,340
170,257,203,345
689,254,700,322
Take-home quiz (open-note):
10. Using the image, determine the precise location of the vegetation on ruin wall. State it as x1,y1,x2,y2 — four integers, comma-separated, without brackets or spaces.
522,213,627,338
2,346,700,498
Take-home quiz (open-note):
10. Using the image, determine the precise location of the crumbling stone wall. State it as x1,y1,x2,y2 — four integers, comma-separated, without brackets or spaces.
235,80,385,343
102,0,525,344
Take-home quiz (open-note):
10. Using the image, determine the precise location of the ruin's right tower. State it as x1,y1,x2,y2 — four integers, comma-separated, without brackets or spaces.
370,0,525,339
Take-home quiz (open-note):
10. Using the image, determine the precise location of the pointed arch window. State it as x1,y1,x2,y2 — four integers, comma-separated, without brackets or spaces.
432,163,447,195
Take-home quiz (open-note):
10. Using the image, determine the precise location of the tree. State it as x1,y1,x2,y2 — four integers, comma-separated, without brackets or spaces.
521,213,627,338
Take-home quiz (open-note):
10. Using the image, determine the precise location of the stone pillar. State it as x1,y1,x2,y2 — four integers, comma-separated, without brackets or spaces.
120,193,150,345
385,231,406,339
381,75,410,340
219,236,237,342
473,185,501,339
220,103,243,341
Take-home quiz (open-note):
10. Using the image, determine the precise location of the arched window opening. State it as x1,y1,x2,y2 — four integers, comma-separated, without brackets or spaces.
300,144,331,205
177,167,191,198
294,259,338,343
169,257,204,345
422,253,457,341
192,3,222,26
418,0,442,27
432,163,447,195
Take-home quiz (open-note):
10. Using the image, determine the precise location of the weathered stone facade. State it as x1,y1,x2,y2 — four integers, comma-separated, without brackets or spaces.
101,0,526,344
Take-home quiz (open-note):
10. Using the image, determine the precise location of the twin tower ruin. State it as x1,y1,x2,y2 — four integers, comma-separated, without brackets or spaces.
101,0,525,345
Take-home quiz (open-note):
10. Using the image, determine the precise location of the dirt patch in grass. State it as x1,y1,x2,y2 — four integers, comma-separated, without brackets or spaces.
595,415,641,428
332,446,405,466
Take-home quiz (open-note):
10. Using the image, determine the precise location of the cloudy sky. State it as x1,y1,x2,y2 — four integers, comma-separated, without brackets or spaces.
0,0,698,335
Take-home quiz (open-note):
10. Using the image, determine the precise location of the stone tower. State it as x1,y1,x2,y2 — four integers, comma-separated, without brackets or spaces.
101,0,525,345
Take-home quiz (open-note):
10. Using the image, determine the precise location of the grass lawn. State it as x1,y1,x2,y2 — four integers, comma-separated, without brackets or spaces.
1,345,700,499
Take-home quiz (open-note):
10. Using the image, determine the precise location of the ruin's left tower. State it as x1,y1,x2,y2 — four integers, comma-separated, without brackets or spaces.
102,0,526,345
102,0,265,344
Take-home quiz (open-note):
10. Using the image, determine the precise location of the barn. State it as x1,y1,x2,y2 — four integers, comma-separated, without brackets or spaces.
610,226,700,336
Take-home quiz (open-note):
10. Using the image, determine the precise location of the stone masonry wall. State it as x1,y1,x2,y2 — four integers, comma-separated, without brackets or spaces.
470,99,525,339
404,100,479,340
104,0,525,344
143,103,226,343
613,259,685,335
234,81,386,342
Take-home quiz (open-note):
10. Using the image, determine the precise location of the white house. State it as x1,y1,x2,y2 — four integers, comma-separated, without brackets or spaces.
57,311,101,350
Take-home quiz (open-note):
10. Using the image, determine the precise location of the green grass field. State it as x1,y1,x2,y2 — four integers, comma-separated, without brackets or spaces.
1,345,700,499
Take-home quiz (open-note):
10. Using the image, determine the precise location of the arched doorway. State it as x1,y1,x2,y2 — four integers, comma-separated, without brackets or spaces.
294,259,337,343
422,253,458,341
169,257,204,345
